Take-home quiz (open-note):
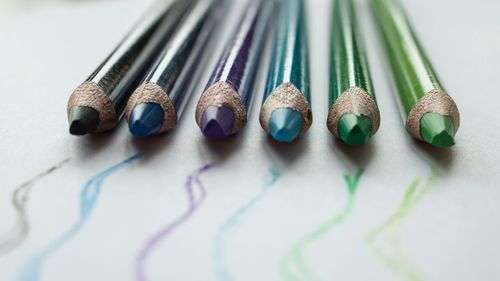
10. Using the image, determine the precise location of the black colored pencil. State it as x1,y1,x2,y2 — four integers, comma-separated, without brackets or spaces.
66,0,194,135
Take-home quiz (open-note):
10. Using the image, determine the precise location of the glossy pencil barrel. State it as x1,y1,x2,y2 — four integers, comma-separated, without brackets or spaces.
328,0,380,146
259,0,312,143
372,0,459,147
195,0,275,139
67,0,194,135
126,0,224,136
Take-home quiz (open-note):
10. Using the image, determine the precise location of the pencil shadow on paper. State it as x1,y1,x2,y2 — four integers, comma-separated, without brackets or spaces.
72,129,120,156
412,140,455,171
262,133,309,167
131,133,176,161
0,159,70,256
331,138,376,168
202,133,245,163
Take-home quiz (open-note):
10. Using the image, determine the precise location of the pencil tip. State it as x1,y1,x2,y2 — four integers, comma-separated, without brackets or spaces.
128,103,164,137
68,106,99,136
338,113,373,146
420,113,455,148
268,108,303,143
201,106,235,139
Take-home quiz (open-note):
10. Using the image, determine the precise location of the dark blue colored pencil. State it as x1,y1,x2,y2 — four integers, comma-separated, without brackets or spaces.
125,0,225,137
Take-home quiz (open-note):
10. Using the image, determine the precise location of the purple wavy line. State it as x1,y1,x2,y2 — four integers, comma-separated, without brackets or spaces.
135,163,215,281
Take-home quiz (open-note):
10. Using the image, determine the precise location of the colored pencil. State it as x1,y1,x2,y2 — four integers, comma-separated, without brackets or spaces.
259,0,312,143
372,0,460,147
195,0,275,139
125,0,224,137
328,0,380,146
66,0,193,135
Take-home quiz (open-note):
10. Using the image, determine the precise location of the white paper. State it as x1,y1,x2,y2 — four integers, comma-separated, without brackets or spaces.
1,0,499,280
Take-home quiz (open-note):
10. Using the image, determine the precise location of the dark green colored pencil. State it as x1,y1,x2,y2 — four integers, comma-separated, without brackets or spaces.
372,0,460,148
328,0,380,146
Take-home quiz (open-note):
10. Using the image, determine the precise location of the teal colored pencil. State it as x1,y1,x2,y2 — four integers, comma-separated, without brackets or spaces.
259,0,312,143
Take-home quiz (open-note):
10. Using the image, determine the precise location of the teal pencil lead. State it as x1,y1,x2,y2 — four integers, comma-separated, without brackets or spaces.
269,108,304,143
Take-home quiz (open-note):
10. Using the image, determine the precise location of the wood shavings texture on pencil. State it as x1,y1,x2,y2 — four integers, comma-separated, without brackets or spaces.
66,0,194,135
260,83,312,136
327,87,380,138
372,0,460,147
126,82,178,133
195,81,247,135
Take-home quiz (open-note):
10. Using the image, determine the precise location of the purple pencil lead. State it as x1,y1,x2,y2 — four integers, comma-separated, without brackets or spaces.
201,106,235,139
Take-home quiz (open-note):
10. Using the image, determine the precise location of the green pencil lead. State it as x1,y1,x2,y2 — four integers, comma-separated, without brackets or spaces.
338,114,373,146
420,113,455,148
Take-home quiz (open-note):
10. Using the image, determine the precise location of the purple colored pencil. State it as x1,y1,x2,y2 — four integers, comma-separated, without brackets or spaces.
195,0,275,139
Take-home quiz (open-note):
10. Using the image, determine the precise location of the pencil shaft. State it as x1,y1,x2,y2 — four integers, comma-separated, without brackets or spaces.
372,0,459,147
264,0,310,103
330,0,376,107
207,0,274,109
88,0,194,117
372,0,441,115
145,0,223,116
258,0,312,143
327,0,380,145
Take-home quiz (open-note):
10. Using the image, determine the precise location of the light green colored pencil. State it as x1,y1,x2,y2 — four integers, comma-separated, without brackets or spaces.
372,0,460,148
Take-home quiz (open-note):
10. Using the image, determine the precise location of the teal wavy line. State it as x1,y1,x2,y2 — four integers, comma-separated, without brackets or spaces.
214,168,281,281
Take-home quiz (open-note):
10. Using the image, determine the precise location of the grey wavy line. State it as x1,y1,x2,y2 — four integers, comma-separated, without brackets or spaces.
0,158,70,256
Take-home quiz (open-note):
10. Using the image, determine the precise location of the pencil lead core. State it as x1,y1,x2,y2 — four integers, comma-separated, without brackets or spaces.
201,106,235,139
68,106,100,136
268,108,303,143
338,113,373,146
420,112,455,148
128,103,164,137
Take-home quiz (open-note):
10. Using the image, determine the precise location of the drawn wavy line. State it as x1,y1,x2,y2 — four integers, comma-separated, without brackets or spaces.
366,167,439,281
135,163,215,281
213,168,281,281
280,169,364,281
18,154,140,281
0,158,70,256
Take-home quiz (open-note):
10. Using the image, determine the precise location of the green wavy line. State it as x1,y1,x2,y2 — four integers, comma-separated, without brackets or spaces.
366,167,439,281
280,169,364,281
